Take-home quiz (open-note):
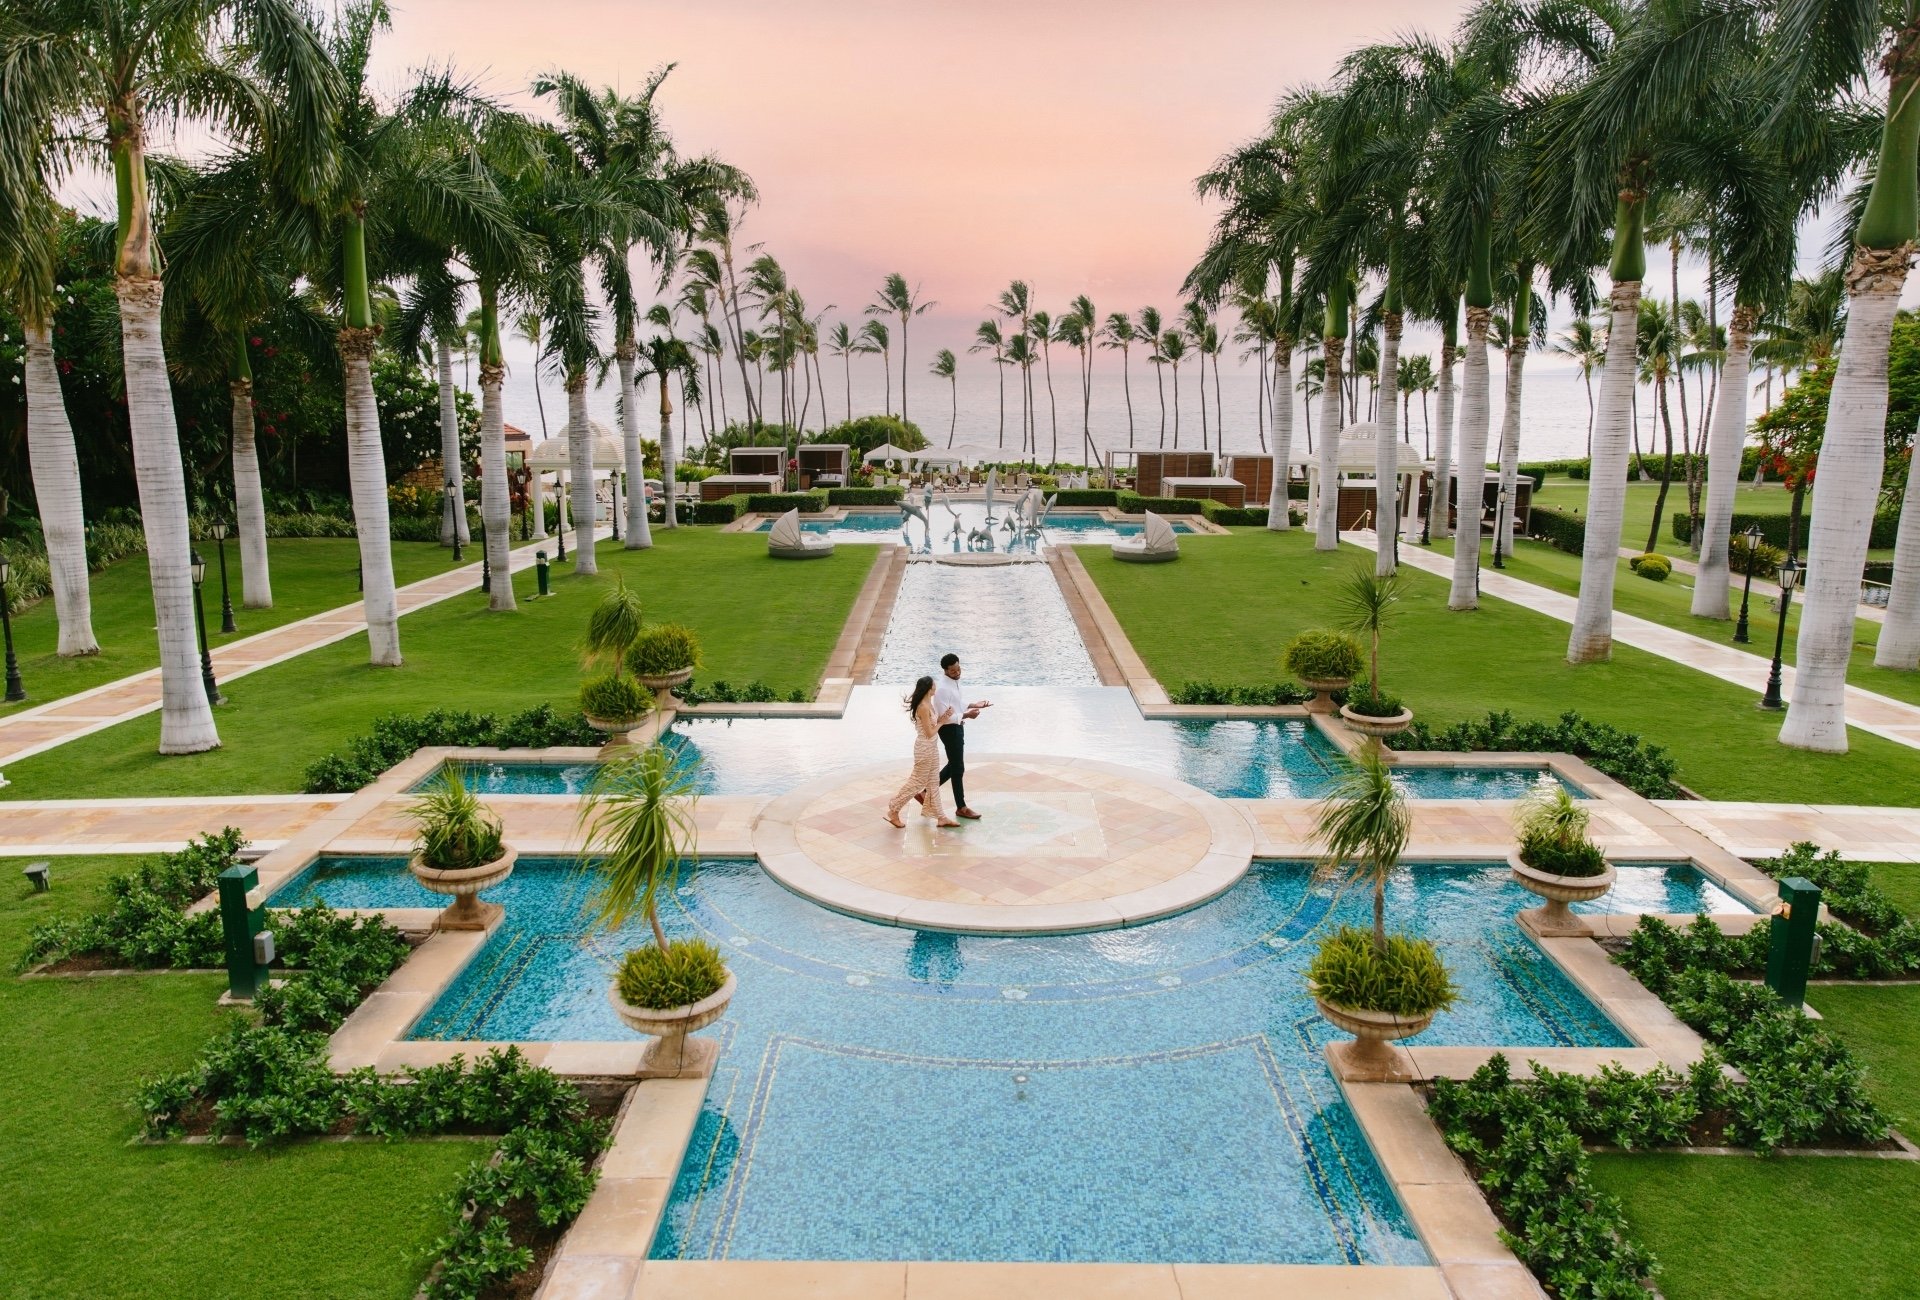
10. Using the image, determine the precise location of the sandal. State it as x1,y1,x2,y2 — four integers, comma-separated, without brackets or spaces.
884,814,906,829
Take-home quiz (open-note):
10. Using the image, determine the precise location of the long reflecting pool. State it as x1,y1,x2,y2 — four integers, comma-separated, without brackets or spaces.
754,505,1196,556
265,855,1694,1265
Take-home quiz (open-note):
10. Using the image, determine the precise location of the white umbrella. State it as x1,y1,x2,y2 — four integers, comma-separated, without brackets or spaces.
527,420,624,471
862,441,916,464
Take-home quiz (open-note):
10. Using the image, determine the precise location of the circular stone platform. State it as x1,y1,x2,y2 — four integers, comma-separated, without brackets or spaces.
750,754,1255,933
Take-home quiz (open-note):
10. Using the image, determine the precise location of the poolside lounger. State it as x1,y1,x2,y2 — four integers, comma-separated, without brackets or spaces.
767,507,834,559
1111,510,1180,564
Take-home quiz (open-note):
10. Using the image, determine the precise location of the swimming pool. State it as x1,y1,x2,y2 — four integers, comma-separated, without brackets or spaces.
753,504,1195,555
268,855,1696,1265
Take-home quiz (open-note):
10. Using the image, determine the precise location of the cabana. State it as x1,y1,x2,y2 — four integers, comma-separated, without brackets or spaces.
1291,425,1430,534
795,443,850,489
700,474,780,502
1111,511,1180,563
767,507,834,559
1224,453,1278,509
1134,450,1215,497
728,447,784,478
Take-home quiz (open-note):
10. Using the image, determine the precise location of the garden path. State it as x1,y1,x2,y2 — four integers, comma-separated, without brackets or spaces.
0,531,599,772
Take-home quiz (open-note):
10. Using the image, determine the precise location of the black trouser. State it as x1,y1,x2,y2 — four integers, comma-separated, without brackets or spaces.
937,723,966,809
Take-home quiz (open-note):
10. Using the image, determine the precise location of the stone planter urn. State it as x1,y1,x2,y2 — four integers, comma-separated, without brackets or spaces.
584,714,647,747
608,971,736,1079
1299,676,1351,716
1509,851,1617,938
1314,994,1432,1083
637,665,694,706
1339,703,1414,739
409,845,516,932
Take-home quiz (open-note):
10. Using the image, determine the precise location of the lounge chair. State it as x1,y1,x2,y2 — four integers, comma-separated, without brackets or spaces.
1111,510,1180,564
767,507,834,559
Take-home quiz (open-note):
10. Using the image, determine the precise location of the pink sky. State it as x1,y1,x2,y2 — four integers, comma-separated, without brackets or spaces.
371,0,1471,357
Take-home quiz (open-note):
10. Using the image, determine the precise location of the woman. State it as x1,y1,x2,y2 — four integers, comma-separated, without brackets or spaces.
885,675,959,828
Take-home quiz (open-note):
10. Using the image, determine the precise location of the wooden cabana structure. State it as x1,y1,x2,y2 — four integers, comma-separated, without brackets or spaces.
728,447,784,478
1134,450,1215,497
795,443,850,489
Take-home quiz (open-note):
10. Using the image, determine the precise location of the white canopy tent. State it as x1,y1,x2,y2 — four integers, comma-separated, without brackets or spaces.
1289,424,1432,533
862,441,918,465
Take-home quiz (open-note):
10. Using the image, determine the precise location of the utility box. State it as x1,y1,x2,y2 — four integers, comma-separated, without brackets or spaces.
1764,875,1822,1010
218,864,273,1001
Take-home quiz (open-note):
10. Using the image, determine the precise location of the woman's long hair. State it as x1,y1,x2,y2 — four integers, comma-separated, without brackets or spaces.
906,675,935,716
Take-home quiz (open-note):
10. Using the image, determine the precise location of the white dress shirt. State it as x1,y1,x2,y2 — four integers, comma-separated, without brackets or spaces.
933,674,967,728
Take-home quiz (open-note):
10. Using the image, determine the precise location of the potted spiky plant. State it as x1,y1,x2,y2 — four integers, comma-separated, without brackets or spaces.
579,580,652,745
1307,749,1458,1082
1508,782,1615,938
1284,630,1364,716
580,742,731,1078
627,622,701,703
1334,564,1413,738
407,765,515,931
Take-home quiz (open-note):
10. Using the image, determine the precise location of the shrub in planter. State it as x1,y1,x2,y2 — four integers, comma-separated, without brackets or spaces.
627,623,701,678
1341,686,1405,719
578,672,654,724
409,769,513,930
1307,926,1459,1018
1629,552,1672,581
615,938,728,1010
1512,783,1609,878
1283,630,1364,683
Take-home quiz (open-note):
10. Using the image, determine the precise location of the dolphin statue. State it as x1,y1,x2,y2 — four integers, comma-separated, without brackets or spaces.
983,468,999,515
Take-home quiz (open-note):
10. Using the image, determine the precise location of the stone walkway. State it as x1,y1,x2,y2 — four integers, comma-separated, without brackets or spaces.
0,532,599,770
1359,533,1920,750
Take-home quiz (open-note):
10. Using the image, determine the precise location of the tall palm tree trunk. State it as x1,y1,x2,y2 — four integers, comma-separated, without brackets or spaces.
618,346,652,547
567,372,600,573
1494,341,1528,556
340,328,402,665
1693,306,1756,618
1122,347,1136,447
1449,307,1493,608
1154,359,1167,447
1646,368,1677,554
995,362,1006,448
1268,337,1294,532
1314,341,1344,552
436,338,469,544
1212,347,1225,453
1878,420,1920,667
478,355,516,612
1375,315,1401,576
228,361,271,609
23,318,98,654
1568,268,1645,661
1171,363,1183,450
899,316,909,424
949,376,958,445
1432,334,1458,541
1042,345,1059,464
658,371,678,530
1198,352,1210,450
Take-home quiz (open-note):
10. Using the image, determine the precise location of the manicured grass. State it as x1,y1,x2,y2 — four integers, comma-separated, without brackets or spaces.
1433,537,1920,708
1079,529,1920,805
1531,473,1894,561
1863,862,1920,919
0,539,462,718
0,854,477,1299
0,529,879,799
1815,985,1920,1132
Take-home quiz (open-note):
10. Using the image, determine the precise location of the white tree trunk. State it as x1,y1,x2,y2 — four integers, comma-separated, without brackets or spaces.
1494,341,1528,556
1691,309,1754,618
436,338,469,544
618,350,652,547
1567,282,1642,661
230,378,272,608
118,277,218,751
1314,341,1345,551
479,362,516,612
23,318,98,655
1449,308,1493,609
528,467,548,539
1268,347,1294,531
1785,248,1911,749
1375,318,1401,574
1431,343,1456,541
1877,425,1920,667
340,329,402,666
568,376,599,574
659,378,679,531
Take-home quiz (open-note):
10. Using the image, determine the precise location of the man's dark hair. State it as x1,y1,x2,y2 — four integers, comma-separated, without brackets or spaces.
940,653,960,669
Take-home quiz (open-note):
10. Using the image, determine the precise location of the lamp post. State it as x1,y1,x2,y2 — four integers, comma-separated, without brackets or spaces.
211,519,236,634
1733,523,1763,644
610,472,621,542
190,549,224,705
446,481,464,563
0,557,25,703
555,475,568,562
1491,485,1508,570
1760,554,1802,710
479,516,491,593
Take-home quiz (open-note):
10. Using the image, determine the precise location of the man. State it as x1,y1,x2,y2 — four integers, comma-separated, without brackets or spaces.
931,652,989,820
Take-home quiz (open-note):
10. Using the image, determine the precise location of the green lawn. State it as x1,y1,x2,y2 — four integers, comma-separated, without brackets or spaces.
0,529,879,799
1531,473,1895,562
0,854,476,1299
0,539,461,718
1432,537,1920,709
1079,530,1920,806
1586,984,1920,1300
1863,862,1920,918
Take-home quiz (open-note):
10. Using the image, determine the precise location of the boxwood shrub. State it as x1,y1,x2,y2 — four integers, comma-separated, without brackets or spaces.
1114,490,1206,515
825,486,904,505
745,491,827,514
1671,509,1899,551
1199,500,1269,526
302,705,601,793
1050,489,1120,506
689,495,745,524
1526,504,1587,556
1394,709,1681,798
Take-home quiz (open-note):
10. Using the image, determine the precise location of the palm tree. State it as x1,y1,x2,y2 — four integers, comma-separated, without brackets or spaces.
1004,331,1039,461
1552,315,1605,452
1137,306,1168,447
1031,309,1063,464
1062,295,1098,466
1099,313,1138,448
1397,354,1436,455
867,273,934,425
827,321,859,425
931,348,958,445
3,0,340,748
637,306,695,527
859,318,891,416
1315,278,1351,554
1492,271,1540,559
1159,330,1189,449
1181,300,1212,448
692,201,762,430
969,320,1008,448
515,312,550,437
1636,296,1680,554
578,742,701,950
998,281,1036,455
1311,746,1412,953
3,198,97,655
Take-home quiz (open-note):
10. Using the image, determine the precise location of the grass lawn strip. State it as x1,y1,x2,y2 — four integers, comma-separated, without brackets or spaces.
0,854,476,1299
1078,530,1920,806
0,530,879,800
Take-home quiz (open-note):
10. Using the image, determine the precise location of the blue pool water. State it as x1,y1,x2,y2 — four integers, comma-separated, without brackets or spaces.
264,855,1713,1265
753,505,1194,556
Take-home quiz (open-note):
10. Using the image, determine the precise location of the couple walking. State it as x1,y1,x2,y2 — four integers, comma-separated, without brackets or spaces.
884,652,991,829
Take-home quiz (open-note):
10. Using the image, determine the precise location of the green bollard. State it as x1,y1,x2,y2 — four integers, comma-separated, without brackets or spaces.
1764,875,1821,1010
535,550,550,597
217,864,272,1001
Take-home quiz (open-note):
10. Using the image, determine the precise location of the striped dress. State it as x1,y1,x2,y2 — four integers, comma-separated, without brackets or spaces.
887,698,949,821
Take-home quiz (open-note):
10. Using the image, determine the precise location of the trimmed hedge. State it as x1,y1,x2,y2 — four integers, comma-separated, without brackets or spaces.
690,495,745,525
1199,500,1269,527
1395,708,1681,798
1051,489,1121,507
302,705,601,793
1115,491,1206,515
744,491,828,514
1672,509,1898,551
1527,504,1587,555
825,487,903,505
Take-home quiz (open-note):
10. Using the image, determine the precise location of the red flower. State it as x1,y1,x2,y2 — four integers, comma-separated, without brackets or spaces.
264,346,279,358
250,335,263,347
57,359,73,374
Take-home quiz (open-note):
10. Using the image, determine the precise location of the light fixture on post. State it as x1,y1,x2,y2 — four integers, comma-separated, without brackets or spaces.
1760,553,1803,710
0,555,24,703
1492,485,1508,570
211,518,236,634
1734,523,1763,644
446,481,464,564
609,472,620,542
555,475,568,562
190,549,223,705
